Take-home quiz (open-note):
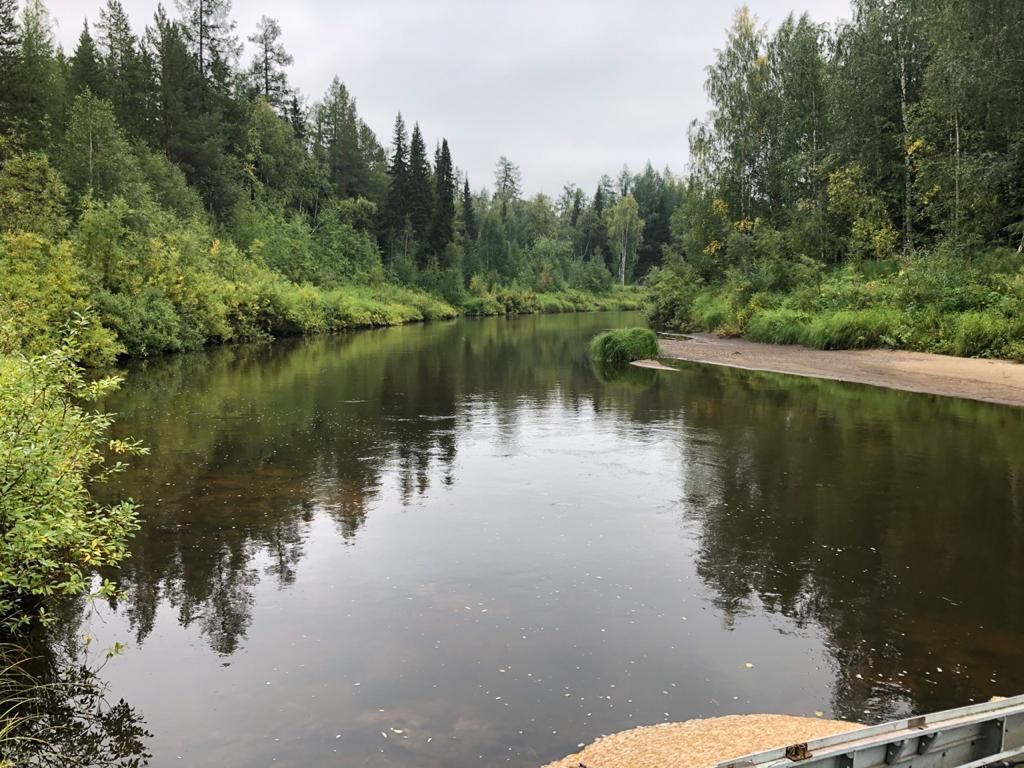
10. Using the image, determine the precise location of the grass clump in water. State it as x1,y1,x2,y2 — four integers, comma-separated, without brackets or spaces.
589,327,660,367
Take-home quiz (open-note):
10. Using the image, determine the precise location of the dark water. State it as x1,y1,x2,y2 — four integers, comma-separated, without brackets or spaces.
72,311,1024,767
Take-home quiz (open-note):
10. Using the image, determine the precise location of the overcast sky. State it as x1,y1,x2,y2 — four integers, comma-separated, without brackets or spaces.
47,0,852,195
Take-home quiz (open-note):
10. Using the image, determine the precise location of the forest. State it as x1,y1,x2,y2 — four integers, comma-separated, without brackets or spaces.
0,0,658,366
2,1,1024,761
648,1,1024,360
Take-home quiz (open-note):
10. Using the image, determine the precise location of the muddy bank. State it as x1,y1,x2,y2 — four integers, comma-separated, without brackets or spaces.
658,334,1024,408
541,714,862,768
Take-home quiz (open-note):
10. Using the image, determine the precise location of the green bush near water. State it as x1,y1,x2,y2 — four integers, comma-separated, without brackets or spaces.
589,327,660,366
802,308,901,350
461,286,643,317
744,308,810,345
0,321,144,632
646,250,1024,361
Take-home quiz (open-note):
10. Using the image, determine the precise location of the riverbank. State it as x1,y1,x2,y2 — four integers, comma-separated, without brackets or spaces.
658,333,1024,408
541,714,862,768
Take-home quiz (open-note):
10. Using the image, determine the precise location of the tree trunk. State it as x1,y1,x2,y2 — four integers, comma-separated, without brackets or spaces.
954,111,961,240
900,51,912,249
199,0,205,80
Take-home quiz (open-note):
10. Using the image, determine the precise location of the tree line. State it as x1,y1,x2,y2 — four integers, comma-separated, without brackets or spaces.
0,0,666,363
650,0,1024,360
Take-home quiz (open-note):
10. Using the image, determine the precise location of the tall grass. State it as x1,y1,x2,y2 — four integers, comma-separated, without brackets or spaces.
801,308,900,350
745,308,810,345
645,248,1024,360
589,327,660,366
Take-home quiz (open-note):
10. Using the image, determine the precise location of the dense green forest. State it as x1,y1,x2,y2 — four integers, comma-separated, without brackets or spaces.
0,0,653,364
649,1,1024,360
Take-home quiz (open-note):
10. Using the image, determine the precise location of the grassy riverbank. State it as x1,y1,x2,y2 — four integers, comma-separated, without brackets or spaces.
646,249,1024,362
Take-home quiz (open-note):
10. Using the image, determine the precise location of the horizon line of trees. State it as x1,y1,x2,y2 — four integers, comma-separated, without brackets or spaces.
0,0,680,310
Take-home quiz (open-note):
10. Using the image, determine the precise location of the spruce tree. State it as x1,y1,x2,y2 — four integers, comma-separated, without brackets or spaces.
462,178,477,241
429,138,455,255
407,122,433,248
383,111,411,260
287,94,306,144
97,0,146,135
18,0,63,148
0,0,21,132
69,20,106,98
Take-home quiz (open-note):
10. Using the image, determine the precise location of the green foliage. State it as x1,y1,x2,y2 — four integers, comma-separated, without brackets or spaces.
0,139,69,238
692,292,733,332
745,308,810,345
589,327,660,366
0,232,121,365
653,2,1024,361
0,321,145,631
944,311,1010,358
801,308,900,350
60,90,141,202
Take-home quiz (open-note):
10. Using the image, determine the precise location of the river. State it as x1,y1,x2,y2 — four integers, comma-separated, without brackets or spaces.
71,311,1024,767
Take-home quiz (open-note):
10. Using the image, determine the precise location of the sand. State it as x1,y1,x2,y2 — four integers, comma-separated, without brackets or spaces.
658,333,1024,408
541,714,863,768
630,359,678,371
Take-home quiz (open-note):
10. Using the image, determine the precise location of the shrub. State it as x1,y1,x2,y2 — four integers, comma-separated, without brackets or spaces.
802,308,900,350
745,308,810,345
946,311,1008,358
0,321,145,631
589,327,660,366
692,292,732,331
644,262,700,330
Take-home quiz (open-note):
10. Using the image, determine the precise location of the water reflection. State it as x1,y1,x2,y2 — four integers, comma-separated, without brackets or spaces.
1,639,151,767
74,312,1024,767
675,365,1024,720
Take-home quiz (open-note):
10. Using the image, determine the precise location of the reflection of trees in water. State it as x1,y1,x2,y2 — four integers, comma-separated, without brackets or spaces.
83,313,1024,724
96,314,645,656
673,366,1024,721
1,640,151,767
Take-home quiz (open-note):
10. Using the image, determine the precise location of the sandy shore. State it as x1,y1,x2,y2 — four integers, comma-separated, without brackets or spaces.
541,714,862,768
655,333,1024,408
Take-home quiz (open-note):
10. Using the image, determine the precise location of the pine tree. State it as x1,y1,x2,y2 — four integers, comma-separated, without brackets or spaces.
247,15,292,109
429,138,455,255
462,178,477,241
69,20,106,98
407,122,433,247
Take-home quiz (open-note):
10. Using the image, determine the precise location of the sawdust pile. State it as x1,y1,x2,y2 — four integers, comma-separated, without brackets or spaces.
541,714,863,768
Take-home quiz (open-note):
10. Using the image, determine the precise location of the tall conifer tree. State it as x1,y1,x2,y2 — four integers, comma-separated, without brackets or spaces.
430,138,455,255
407,122,433,248
69,20,106,98
462,178,477,241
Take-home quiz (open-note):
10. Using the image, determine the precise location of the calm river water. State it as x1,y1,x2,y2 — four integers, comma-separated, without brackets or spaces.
75,311,1023,767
